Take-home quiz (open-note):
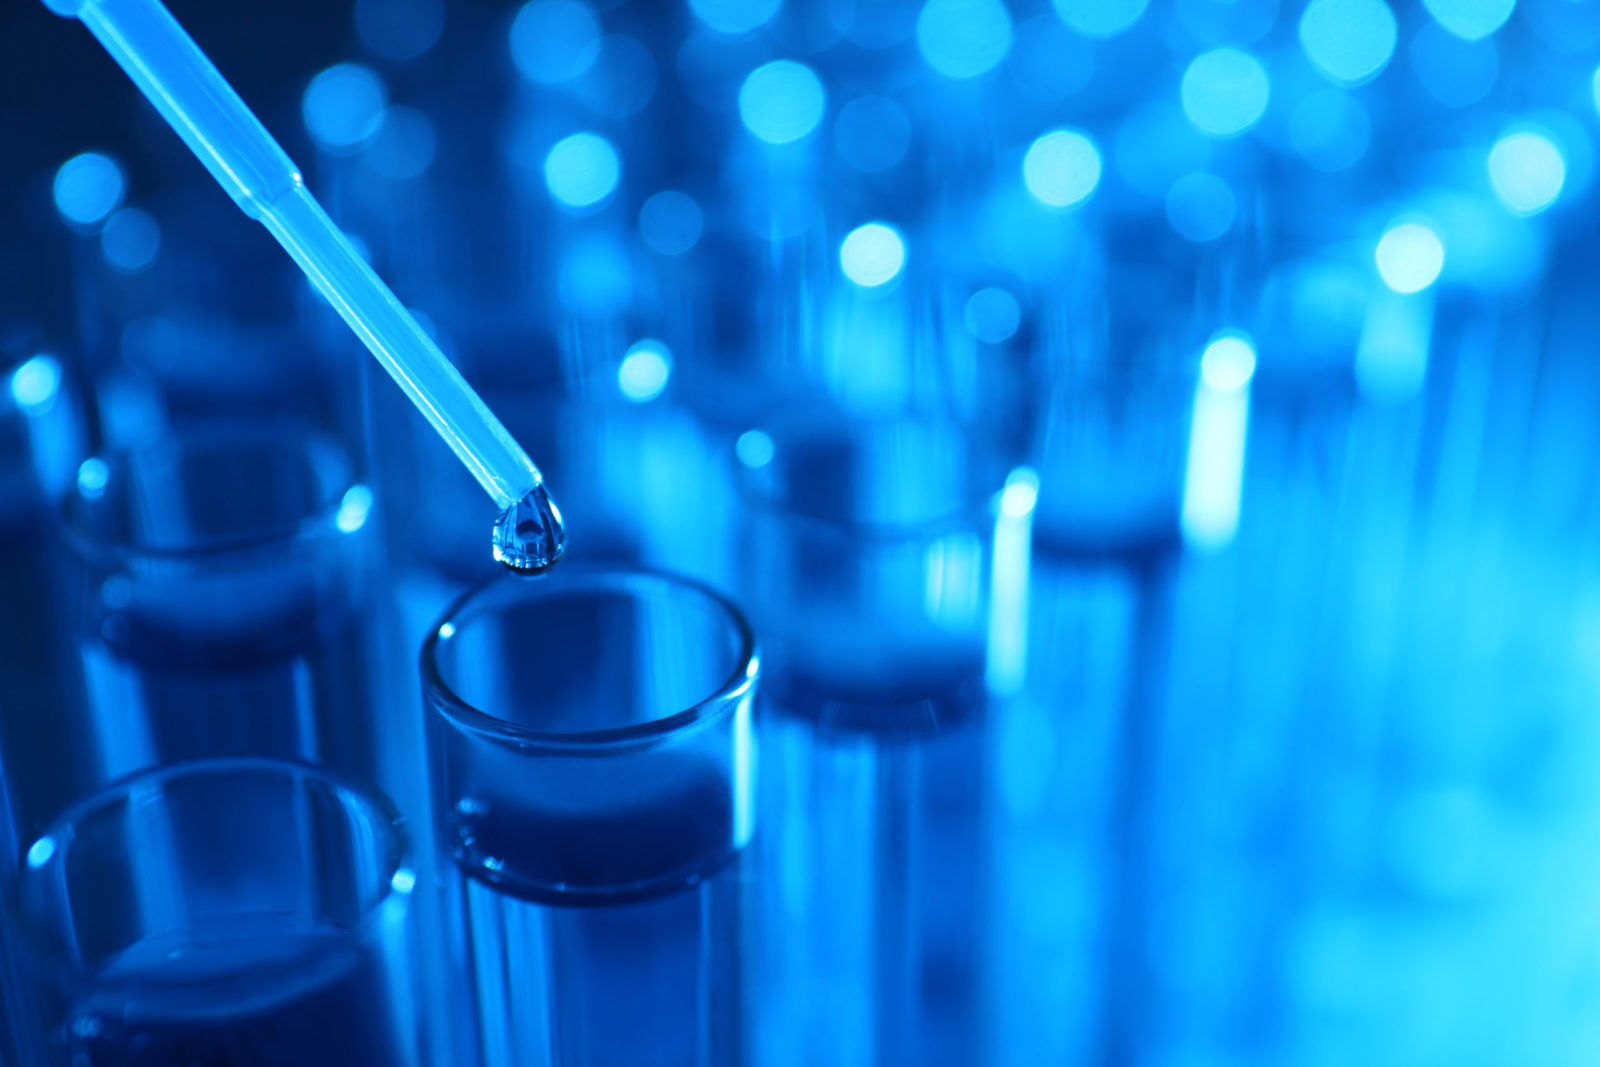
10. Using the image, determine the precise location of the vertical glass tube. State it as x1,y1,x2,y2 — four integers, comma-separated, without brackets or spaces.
422,570,758,1067
58,421,388,794
0,350,90,1067
734,406,1011,1067
0,353,92,851
11,757,419,1065
1031,236,1207,557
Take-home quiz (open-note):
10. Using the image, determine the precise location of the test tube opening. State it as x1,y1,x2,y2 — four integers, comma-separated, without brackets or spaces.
11,757,416,1066
59,423,373,664
62,422,353,559
422,570,759,1066
734,407,1009,720
423,569,758,906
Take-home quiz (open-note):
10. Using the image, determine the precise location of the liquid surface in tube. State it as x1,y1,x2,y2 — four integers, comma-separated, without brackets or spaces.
492,483,567,574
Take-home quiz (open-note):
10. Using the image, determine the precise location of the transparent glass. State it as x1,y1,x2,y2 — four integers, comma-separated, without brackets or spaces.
734,406,1010,1067
0,351,90,1067
423,569,758,1067
59,422,387,793
0,355,91,851
1031,234,1208,557
10,757,419,1066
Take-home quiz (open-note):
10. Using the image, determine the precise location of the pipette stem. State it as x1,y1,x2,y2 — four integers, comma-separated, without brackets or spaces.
46,0,541,511
261,185,535,510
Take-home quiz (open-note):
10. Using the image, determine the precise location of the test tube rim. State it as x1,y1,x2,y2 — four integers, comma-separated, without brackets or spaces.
732,407,1011,544
59,421,360,564
10,755,409,980
421,567,760,755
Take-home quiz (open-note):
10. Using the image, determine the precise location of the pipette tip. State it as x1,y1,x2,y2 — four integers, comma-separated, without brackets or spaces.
492,483,567,575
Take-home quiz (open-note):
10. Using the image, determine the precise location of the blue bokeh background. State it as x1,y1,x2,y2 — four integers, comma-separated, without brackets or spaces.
5,0,1600,1063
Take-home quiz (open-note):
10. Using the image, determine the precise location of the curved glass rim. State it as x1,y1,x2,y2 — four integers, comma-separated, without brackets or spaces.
59,421,356,564
731,406,1009,540
421,568,760,753
12,756,408,973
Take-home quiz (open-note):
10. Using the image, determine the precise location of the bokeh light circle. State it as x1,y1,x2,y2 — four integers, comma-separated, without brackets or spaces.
1053,0,1150,38
355,0,444,61
10,355,61,415
544,132,621,208
303,64,388,154
1165,172,1237,242
1375,221,1446,293
1299,0,1397,86
1422,0,1516,41
1488,130,1566,215
639,191,705,255
1181,48,1271,136
53,152,124,226
964,287,1022,343
915,0,1013,80
101,208,161,272
738,60,826,144
618,340,672,402
692,0,781,35
839,222,906,287
736,429,775,467
1201,334,1257,391
1022,128,1102,207
510,0,601,84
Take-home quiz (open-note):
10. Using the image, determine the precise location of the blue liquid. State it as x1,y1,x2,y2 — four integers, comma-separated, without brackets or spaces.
446,777,748,1067
757,660,989,1067
491,483,567,575
59,926,411,1066
80,597,379,789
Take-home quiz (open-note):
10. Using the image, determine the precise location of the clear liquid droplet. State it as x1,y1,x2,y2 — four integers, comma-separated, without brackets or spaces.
492,483,566,574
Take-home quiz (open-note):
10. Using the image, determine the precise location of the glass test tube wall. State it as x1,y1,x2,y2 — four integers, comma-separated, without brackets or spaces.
0,348,91,1067
0,350,91,854
57,423,388,793
11,758,421,1065
734,405,1020,1067
423,570,757,1066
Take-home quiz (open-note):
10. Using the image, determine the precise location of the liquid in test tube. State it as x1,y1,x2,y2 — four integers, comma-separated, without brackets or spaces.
15,760,420,1067
425,572,757,1066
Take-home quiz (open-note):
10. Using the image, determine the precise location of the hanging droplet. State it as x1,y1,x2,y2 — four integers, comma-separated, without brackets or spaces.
492,483,566,574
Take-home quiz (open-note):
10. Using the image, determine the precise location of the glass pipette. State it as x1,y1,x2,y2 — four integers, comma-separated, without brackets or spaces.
41,0,565,573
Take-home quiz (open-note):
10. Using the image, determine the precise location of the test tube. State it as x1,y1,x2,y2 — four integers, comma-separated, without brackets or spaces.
0,347,91,1067
733,404,1014,1067
0,351,93,849
1031,233,1209,559
59,422,389,794
422,569,757,1067
11,757,419,1065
